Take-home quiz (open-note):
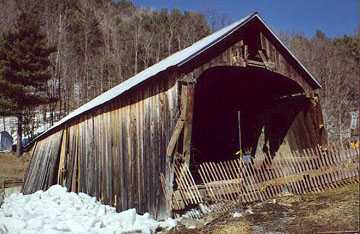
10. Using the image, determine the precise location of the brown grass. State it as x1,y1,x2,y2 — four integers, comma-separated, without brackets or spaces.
0,152,31,182
285,183,360,233
168,183,359,234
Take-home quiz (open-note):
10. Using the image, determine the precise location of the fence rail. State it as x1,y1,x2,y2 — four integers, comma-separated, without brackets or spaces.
168,142,359,213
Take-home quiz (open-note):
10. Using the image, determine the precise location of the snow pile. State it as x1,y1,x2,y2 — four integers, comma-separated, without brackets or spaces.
0,185,176,234
231,208,253,218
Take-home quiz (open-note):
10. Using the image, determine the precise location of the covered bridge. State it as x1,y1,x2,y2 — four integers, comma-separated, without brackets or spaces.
23,12,326,218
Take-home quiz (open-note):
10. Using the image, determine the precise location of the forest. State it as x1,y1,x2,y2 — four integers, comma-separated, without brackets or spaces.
0,0,359,145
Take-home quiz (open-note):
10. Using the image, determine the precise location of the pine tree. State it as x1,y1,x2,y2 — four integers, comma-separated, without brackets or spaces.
0,12,56,156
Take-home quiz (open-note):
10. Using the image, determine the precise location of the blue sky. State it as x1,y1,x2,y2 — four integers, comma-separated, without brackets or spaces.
133,0,359,38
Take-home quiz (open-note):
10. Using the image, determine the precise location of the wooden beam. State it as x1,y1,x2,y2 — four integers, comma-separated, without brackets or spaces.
244,44,248,61
166,116,185,157
247,59,266,68
258,50,275,70
182,84,195,164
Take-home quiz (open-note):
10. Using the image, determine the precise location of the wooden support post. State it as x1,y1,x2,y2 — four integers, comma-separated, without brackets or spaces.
182,83,195,165
166,116,185,157
164,82,196,214
237,111,242,155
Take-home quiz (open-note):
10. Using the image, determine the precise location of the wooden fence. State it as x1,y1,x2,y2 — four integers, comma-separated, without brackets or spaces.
167,142,359,213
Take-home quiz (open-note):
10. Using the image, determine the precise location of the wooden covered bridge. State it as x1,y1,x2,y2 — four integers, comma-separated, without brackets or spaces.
23,12,327,218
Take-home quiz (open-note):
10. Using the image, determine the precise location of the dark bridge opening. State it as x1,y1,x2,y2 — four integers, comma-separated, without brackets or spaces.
191,66,306,169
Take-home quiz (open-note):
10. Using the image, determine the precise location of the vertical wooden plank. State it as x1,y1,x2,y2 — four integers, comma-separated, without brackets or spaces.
144,88,152,213
330,144,342,184
235,159,256,202
318,146,331,187
280,153,298,194
203,163,222,202
184,164,202,203
58,129,67,185
139,94,145,213
153,85,161,217
273,158,286,195
311,148,326,191
255,152,271,199
225,161,243,199
182,83,195,165
174,168,189,206
337,143,348,183
212,162,230,200
304,149,318,192
246,160,264,201
211,162,233,201
270,158,283,196
230,159,249,202
198,164,215,201
290,150,305,194
205,162,226,201
218,162,236,201
177,164,195,204
174,164,193,205
327,144,340,185
296,150,310,192
264,156,279,196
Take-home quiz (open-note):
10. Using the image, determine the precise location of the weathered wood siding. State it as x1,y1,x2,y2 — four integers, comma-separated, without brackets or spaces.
23,130,63,194
24,76,179,218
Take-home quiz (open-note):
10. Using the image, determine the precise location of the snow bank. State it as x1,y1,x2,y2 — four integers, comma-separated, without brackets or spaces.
0,185,176,234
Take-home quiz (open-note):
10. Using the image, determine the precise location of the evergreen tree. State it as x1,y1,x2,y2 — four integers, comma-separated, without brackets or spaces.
0,12,56,156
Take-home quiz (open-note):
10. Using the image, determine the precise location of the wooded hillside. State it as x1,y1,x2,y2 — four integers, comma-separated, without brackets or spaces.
0,0,358,142
0,0,210,123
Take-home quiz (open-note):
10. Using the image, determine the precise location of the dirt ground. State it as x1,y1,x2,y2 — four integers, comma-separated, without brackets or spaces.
0,152,31,183
169,183,359,234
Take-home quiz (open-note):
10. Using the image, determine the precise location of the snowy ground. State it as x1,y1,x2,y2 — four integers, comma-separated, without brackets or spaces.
0,185,176,234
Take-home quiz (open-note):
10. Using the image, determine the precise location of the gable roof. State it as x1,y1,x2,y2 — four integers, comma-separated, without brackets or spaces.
29,12,320,144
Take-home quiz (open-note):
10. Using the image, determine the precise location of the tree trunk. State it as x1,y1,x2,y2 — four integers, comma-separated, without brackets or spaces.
16,114,23,157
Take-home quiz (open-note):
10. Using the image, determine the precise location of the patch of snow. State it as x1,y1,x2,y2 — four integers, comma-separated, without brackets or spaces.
199,203,213,214
159,218,177,230
181,203,219,219
0,185,176,234
182,208,202,219
281,186,290,195
245,208,254,215
232,212,243,218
